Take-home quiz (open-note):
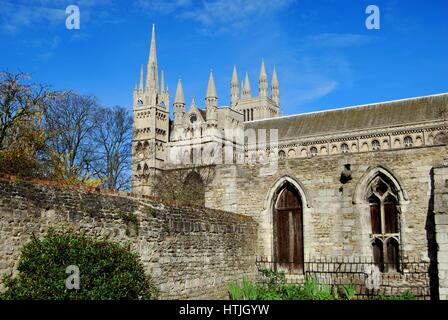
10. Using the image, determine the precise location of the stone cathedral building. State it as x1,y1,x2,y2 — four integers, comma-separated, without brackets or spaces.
132,25,448,296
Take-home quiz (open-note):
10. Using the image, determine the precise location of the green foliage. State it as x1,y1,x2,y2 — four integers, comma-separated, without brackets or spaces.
376,291,416,300
341,283,356,300
241,277,258,300
118,212,139,236
228,271,337,301
302,276,333,300
118,211,138,225
0,227,158,300
228,270,419,301
228,281,242,300
259,268,285,290
146,207,157,218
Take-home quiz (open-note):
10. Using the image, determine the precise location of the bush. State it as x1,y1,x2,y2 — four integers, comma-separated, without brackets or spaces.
0,227,158,300
375,291,416,300
228,269,419,300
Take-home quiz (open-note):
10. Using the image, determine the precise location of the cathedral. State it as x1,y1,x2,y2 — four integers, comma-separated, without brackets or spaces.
132,25,448,297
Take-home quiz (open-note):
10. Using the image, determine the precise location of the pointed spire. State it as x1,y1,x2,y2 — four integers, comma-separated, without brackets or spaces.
231,65,239,84
271,66,280,106
259,60,267,80
242,72,251,98
174,79,185,104
139,64,144,91
259,60,268,97
146,23,158,95
206,69,217,98
271,65,279,87
160,67,165,93
231,65,239,106
149,24,157,66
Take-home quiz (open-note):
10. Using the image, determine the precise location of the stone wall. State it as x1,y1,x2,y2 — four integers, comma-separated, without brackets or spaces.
0,178,257,299
434,166,448,300
206,144,448,297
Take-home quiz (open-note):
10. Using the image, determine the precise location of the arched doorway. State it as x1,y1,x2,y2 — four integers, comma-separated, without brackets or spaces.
273,183,304,273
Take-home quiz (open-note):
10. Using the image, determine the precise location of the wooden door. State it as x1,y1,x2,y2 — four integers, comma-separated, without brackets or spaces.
273,185,304,273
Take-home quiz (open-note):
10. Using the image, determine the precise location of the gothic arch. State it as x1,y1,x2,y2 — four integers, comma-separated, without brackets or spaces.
352,166,409,258
260,175,312,266
263,175,312,211
352,166,408,205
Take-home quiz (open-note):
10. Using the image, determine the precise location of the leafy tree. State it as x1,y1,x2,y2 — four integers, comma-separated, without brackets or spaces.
0,227,158,300
0,71,54,177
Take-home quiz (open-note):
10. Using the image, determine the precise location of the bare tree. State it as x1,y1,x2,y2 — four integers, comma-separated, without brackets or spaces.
152,165,215,206
92,106,132,190
43,92,98,182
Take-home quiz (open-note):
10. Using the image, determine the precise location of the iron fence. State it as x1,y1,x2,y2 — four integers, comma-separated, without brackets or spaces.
255,256,432,300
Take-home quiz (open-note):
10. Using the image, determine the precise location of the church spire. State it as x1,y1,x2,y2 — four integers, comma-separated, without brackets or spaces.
242,72,251,98
231,65,239,107
259,60,268,97
139,64,144,92
174,79,186,126
160,67,165,93
145,23,159,99
271,66,279,106
174,78,185,104
206,69,217,98
206,69,218,126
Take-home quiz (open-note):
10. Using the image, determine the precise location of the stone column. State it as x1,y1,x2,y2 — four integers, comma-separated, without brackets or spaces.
434,166,448,300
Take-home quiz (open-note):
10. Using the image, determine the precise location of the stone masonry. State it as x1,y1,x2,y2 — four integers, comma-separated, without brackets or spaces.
0,178,257,299
434,166,448,299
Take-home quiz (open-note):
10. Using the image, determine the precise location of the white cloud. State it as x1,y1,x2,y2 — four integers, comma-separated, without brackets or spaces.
135,0,297,32
296,81,338,103
301,33,371,48
0,0,120,34
135,0,192,14
0,1,65,33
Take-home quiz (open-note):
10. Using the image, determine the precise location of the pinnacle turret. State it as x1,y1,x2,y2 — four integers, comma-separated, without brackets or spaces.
242,72,251,98
231,65,239,107
206,69,217,99
271,66,279,106
259,60,268,97
174,79,185,104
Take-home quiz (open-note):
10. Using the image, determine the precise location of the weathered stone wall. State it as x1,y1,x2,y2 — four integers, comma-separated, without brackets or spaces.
206,145,448,297
0,178,257,299
434,166,448,300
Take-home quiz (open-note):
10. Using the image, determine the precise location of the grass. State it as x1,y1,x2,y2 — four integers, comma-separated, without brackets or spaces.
228,269,417,301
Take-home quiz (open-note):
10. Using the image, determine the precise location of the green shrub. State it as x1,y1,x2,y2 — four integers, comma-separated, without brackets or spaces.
376,291,416,300
242,277,258,300
228,281,242,300
341,283,356,300
0,227,158,300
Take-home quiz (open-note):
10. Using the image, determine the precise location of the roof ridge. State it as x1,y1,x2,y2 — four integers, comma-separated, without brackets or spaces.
247,92,448,123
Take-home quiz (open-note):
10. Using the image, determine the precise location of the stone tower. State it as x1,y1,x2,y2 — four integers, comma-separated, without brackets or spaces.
132,24,170,194
232,61,280,121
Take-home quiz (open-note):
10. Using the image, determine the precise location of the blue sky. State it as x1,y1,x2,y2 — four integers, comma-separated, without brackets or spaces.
1,0,447,116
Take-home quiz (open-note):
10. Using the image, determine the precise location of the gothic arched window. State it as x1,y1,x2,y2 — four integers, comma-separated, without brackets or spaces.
372,140,380,151
341,143,349,153
368,176,400,273
404,136,413,148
